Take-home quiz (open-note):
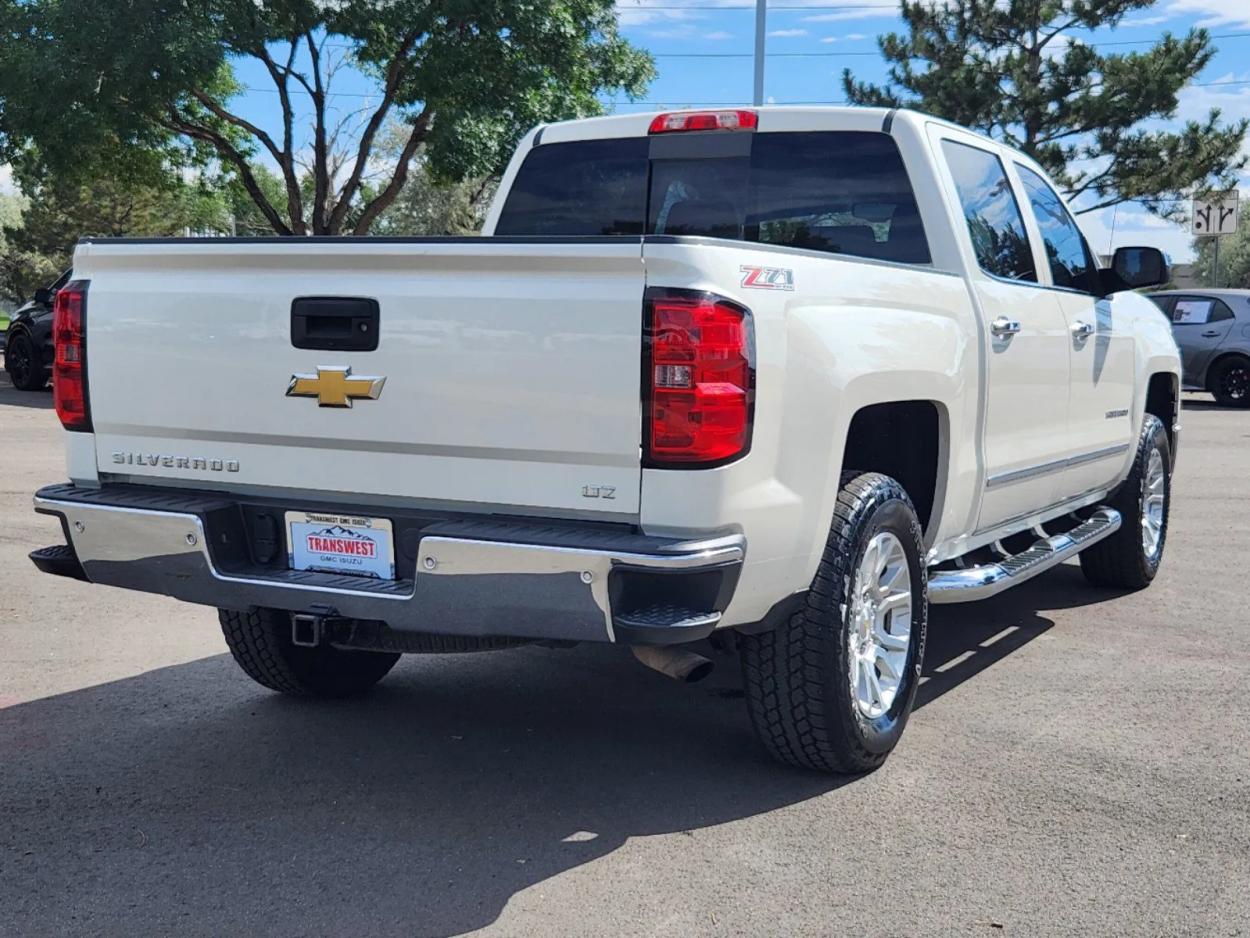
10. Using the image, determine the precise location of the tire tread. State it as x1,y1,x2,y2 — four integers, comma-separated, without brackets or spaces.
741,472,926,774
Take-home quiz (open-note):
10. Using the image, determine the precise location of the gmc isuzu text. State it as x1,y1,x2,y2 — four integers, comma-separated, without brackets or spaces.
32,108,1180,773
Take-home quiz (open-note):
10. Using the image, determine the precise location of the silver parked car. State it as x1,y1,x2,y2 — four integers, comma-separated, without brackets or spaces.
1148,289,1250,407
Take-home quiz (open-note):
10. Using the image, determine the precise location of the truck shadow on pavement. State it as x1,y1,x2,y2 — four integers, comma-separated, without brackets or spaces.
0,564,1120,936
0,374,53,409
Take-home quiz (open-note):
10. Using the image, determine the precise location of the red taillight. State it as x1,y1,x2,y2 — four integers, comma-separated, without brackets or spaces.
644,289,753,467
648,110,758,135
53,280,91,432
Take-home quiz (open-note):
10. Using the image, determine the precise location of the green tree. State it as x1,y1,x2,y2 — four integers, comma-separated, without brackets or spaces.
842,0,1247,216
369,121,496,236
0,153,229,303
0,189,25,310
0,0,653,236
1192,229,1250,288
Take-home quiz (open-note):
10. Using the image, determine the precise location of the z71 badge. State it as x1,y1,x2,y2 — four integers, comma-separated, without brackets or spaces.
740,265,795,291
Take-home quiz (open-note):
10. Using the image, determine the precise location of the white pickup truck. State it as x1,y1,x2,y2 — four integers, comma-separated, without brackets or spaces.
32,107,1180,774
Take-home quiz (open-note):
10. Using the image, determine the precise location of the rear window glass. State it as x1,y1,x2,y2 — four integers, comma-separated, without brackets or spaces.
494,137,648,236
496,131,931,264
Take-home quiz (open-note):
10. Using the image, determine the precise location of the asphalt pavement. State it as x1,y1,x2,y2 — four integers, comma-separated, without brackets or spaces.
1,371,1247,937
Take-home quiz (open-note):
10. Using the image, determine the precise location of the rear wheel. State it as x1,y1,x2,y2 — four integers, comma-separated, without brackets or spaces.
4,332,47,391
740,473,927,774
1079,414,1171,590
219,607,400,697
1209,356,1250,407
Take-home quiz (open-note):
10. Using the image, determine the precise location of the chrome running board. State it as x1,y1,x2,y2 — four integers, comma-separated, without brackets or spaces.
929,508,1122,604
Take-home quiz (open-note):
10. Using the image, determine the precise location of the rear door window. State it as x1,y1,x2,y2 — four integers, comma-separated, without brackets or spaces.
496,131,931,265
941,140,1038,283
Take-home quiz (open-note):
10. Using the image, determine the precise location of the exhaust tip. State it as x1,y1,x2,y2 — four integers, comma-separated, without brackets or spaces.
632,645,715,683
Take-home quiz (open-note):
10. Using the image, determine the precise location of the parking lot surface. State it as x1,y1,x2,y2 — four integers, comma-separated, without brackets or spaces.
2,372,1248,937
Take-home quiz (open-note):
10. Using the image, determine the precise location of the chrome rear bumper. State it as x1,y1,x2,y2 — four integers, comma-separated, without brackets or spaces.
34,486,744,645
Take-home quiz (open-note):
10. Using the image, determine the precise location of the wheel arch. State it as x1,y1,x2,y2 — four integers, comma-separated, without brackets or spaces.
839,398,950,543
1144,371,1179,463
1204,349,1250,390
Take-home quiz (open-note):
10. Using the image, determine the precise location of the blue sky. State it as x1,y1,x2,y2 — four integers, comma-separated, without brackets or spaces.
5,0,1248,261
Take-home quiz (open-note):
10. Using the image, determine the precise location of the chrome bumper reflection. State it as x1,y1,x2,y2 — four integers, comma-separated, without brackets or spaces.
35,496,744,644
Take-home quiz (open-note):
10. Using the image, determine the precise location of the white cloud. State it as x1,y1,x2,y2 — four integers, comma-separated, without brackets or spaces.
0,164,12,195
768,28,808,37
802,10,892,22
1165,0,1250,29
1119,13,1173,27
844,33,868,40
1081,204,1196,262
820,36,838,43
703,30,733,40
615,1,703,27
616,0,896,27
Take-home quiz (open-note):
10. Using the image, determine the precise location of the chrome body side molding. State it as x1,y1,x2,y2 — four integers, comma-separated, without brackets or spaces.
929,508,1121,604
985,443,1130,490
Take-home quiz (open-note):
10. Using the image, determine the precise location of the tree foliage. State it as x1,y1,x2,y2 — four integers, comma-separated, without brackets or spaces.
0,0,653,236
1192,228,1250,288
0,149,228,303
842,0,1248,216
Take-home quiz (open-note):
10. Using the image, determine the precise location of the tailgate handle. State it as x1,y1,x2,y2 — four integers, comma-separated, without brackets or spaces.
291,297,380,352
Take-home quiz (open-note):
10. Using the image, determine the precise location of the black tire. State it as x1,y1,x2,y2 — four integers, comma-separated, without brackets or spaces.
740,472,928,774
1079,415,1171,590
219,607,400,698
1208,356,1250,407
4,332,48,391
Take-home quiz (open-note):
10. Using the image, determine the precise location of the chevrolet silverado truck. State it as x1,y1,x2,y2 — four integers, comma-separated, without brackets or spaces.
30,107,1180,774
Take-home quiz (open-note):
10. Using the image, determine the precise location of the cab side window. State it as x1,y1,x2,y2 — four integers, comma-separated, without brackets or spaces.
942,140,1037,283
1015,165,1099,293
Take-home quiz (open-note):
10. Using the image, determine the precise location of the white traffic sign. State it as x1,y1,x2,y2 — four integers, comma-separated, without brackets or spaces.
1192,192,1239,236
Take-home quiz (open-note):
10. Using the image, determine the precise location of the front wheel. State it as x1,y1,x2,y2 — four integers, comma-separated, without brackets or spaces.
1079,414,1171,590
740,472,927,774
219,607,400,698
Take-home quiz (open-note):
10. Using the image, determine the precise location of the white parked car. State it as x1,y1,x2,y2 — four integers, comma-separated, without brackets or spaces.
31,107,1180,773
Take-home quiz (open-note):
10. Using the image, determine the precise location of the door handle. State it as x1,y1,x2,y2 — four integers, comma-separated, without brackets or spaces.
1070,320,1096,340
1202,330,1221,338
991,317,1021,337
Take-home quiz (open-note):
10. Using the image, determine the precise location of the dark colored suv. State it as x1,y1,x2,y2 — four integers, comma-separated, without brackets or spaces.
3,270,70,391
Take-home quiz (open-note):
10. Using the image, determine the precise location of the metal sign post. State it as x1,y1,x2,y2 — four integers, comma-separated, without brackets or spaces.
753,0,766,106
1192,192,1240,289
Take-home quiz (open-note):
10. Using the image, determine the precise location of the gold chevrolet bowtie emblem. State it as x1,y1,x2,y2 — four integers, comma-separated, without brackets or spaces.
286,366,386,408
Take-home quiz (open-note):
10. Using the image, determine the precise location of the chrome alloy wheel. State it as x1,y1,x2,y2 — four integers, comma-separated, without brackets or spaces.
847,532,913,720
1142,446,1166,560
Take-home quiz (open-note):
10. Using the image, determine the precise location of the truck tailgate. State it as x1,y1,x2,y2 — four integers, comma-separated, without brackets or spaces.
76,239,645,515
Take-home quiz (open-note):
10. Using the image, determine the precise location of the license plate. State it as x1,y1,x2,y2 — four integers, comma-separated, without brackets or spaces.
286,511,395,580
